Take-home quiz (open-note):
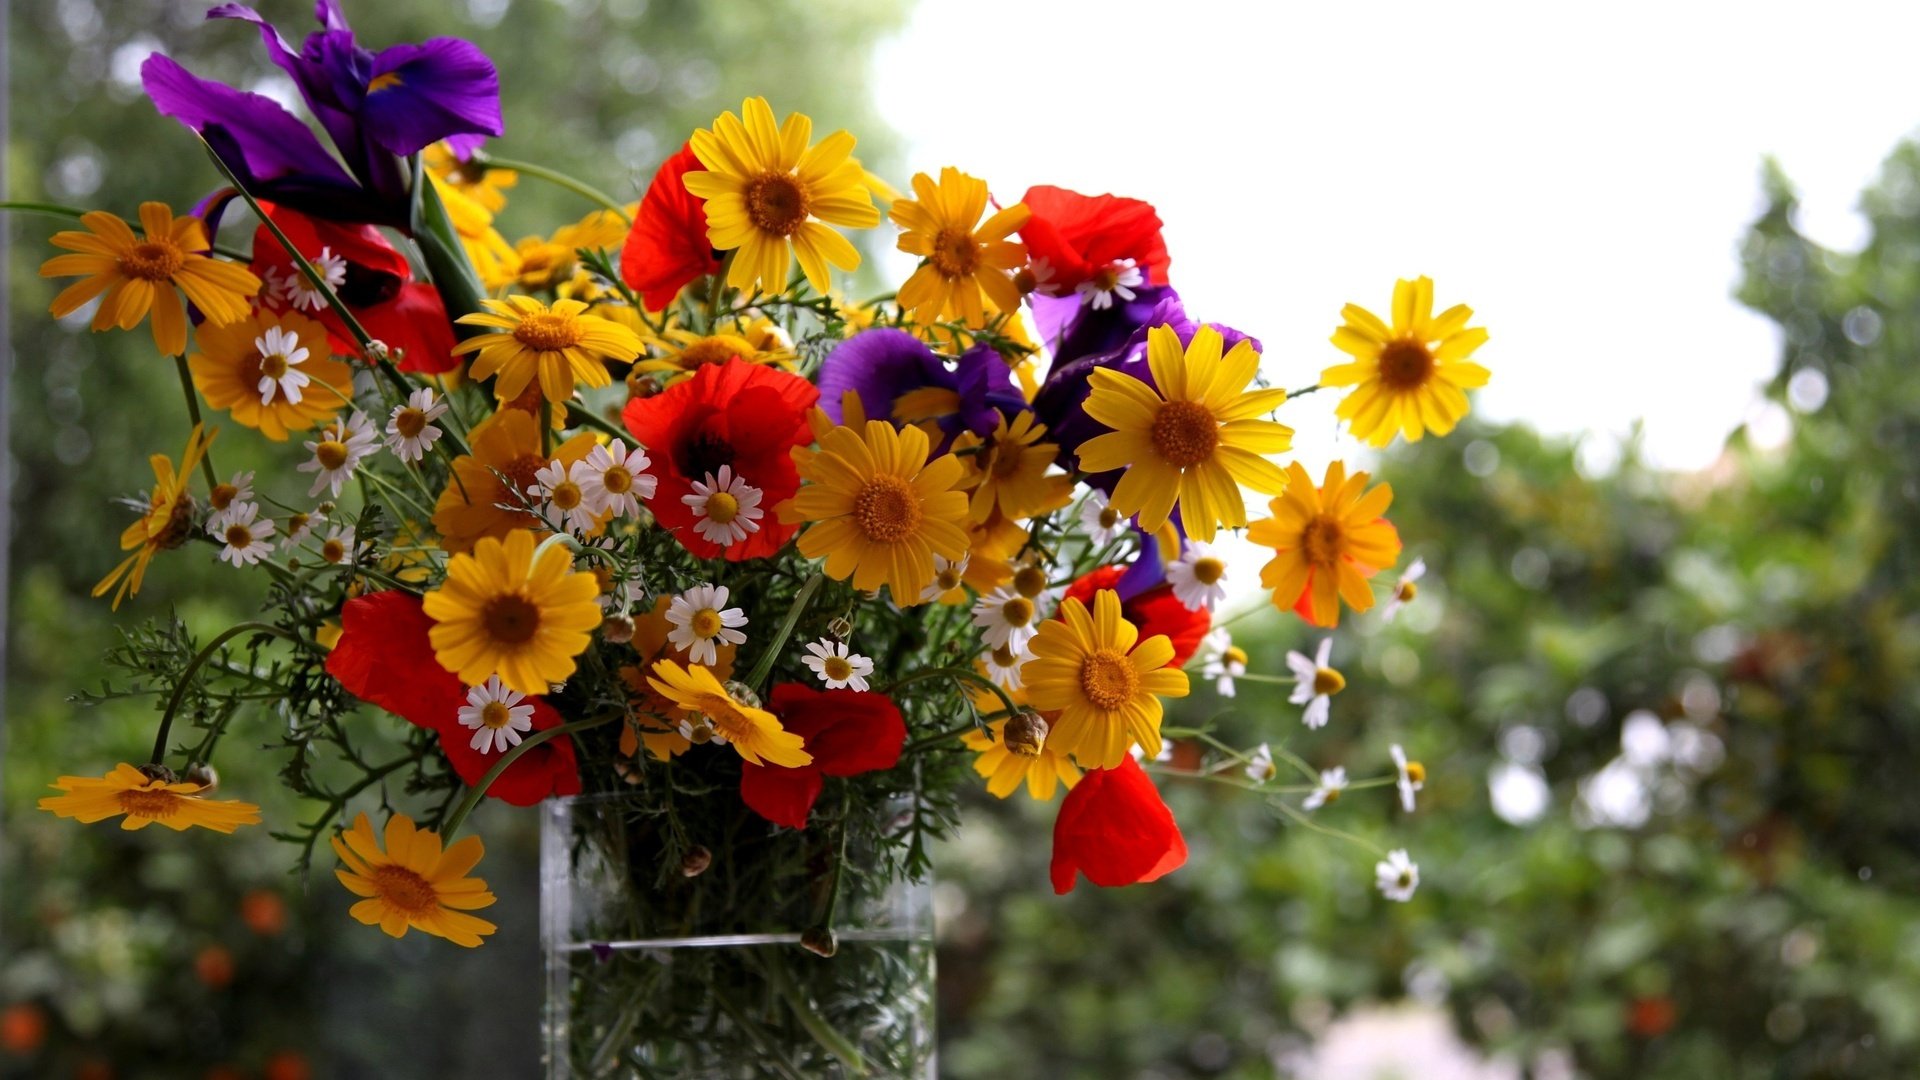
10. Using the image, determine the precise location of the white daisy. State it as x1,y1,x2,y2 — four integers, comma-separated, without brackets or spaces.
1244,743,1277,784
531,459,598,534
1285,638,1344,729
384,387,448,464
802,638,874,691
983,640,1031,691
1391,743,1425,813
1074,257,1143,310
1166,540,1229,612
209,501,276,567
1079,489,1127,547
297,411,377,498
316,525,360,565
598,577,646,613
972,586,1041,651
682,465,764,546
208,470,255,514
280,506,325,551
666,584,748,666
578,438,657,519
1200,629,1247,697
277,246,348,312
457,676,536,754
252,324,312,405
1375,848,1420,902
1304,767,1348,810
1025,256,1060,296
1381,557,1429,622
920,552,970,603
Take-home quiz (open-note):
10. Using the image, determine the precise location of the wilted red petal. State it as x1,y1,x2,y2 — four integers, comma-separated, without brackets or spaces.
619,143,723,312
1050,756,1187,894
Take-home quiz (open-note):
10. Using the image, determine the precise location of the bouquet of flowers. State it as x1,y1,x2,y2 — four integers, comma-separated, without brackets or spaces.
22,2,1491,1074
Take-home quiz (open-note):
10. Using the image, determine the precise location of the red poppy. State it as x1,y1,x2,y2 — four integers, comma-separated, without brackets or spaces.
1017,185,1171,295
1063,565,1210,666
620,143,723,312
250,200,459,374
739,683,907,829
326,590,580,806
1050,756,1187,894
622,358,818,561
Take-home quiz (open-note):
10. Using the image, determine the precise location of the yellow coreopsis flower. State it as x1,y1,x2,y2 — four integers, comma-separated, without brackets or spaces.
1074,324,1293,541
1246,460,1402,627
40,202,260,356
93,424,215,609
778,419,971,605
891,167,1030,327
961,683,1080,801
39,763,262,833
422,529,603,694
332,813,497,947
952,410,1073,523
645,660,812,768
1322,276,1489,446
432,409,600,552
452,296,644,404
424,141,518,213
506,207,632,292
632,315,797,384
1022,589,1189,770
188,308,352,441
684,97,882,294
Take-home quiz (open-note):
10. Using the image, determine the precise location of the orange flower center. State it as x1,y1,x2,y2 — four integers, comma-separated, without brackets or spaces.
1098,506,1123,529
1079,647,1140,710
853,474,922,543
745,172,811,236
483,594,541,645
1378,340,1435,390
935,565,964,591
513,312,584,351
1404,761,1426,784
224,523,255,549
1224,645,1248,667
991,643,1019,667
502,454,548,498
691,694,753,742
1312,667,1346,696
1012,565,1048,598
321,538,349,564
259,351,290,381
1396,580,1419,603
1301,517,1345,567
999,596,1035,628
393,408,428,439
368,864,439,915
1090,265,1121,291
116,787,182,820
549,481,583,511
315,440,350,471
1322,788,1341,804
601,465,634,495
1149,400,1219,468
823,655,854,680
1191,556,1226,585
929,228,978,278
677,337,746,368
704,491,741,524
209,483,239,511
121,240,184,281
480,701,515,729
689,608,723,639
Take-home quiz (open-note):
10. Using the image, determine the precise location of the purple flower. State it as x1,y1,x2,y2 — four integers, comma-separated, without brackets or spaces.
817,329,1028,453
142,1,503,229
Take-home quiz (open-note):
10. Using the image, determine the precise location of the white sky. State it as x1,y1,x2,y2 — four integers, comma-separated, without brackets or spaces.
874,0,1920,473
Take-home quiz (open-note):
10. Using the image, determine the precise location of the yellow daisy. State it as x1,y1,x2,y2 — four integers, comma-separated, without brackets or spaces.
891,167,1029,327
424,141,518,213
684,97,882,294
1074,324,1293,542
432,409,599,552
452,295,644,404
631,315,796,385
422,529,603,694
39,762,261,833
331,812,496,948
189,308,351,441
1246,460,1402,628
960,682,1080,801
93,424,215,609
617,597,741,761
645,660,812,768
952,410,1073,523
504,206,631,292
40,202,260,356
779,419,971,604
1022,589,1190,770
1323,276,1489,446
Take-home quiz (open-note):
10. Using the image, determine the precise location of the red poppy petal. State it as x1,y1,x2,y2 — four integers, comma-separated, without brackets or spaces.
1050,756,1187,894
1018,185,1171,291
1063,568,1211,666
739,762,825,830
619,143,723,312
768,683,906,778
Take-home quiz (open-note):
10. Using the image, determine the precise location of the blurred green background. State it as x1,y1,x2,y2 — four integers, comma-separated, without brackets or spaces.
7,1,1920,1078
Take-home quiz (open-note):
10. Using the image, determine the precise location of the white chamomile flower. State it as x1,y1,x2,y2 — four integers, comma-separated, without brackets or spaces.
1200,629,1247,697
457,676,536,754
278,246,347,312
1244,743,1277,784
1025,256,1060,296
1304,766,1348,811
578,439,657,519
209,501,276,567
1079,488,1127,547
1130,740,1176,764
802,638,874,691
982,640,1031,691
532,459,597,533
1167,540,1229,612
1375,848,1420,902
1286,638,1344,729
1074,257,1143,310
253,324,312,405
1391,743,1425,813
682,465,764,546
598,577,646,613
666,584,748,666
1381,557,1429,622
972,586,1041,651
316,525,360,565
280,506,324,551
298,410,377,498
920,552,970,603
384,388,448,464
208,470,255,514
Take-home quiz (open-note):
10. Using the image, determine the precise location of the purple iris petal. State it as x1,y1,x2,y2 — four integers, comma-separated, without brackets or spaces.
363,38,504,157
1115,527,1167,600
818,330,1033,455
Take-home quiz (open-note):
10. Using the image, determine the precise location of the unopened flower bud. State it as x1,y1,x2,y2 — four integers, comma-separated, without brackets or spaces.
723,681,761,710
800,927,838,957
613,758,644,786
1003,711,1049,757
364,339,392,362
827,616,855,641
680,846,712,878
601,614,636,644
136,763,178,785
181,763,218,792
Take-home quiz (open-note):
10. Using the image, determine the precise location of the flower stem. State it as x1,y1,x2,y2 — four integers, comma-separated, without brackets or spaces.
743,571,824,692
171,354,219,488
469,153,632,224
441,714,617,838
151,622,303,766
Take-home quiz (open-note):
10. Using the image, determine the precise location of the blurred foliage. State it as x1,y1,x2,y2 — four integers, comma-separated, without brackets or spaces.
933,150,1920,1077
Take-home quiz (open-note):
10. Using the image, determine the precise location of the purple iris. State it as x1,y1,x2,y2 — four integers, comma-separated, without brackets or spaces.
141,1,503,230
817,329,1029,453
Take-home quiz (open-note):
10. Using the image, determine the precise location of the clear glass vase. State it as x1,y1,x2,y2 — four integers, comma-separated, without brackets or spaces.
541,792,936,1078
